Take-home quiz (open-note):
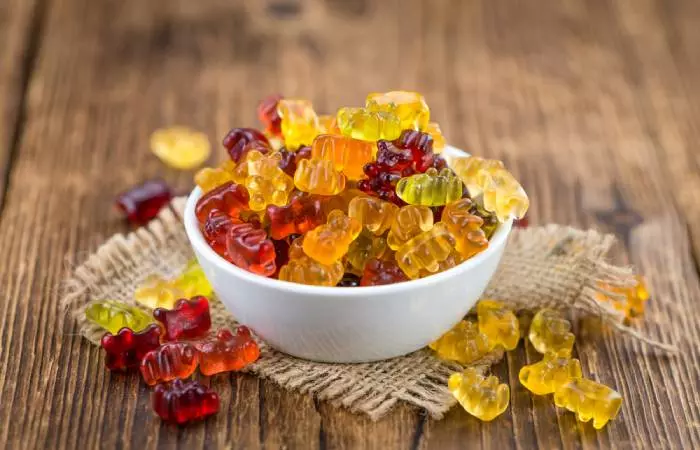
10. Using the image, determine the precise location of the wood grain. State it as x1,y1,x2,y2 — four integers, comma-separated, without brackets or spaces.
0,0,699,449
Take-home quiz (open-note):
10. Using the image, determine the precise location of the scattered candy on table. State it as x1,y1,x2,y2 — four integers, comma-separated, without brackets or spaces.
152,379,220,425
86,300,154,334
140,342,199,385
553,378,623,429
115,179,173,225
529,308,576,355
477,299,520,351
448,367,510,421
519,350,583,395
154,296,212,341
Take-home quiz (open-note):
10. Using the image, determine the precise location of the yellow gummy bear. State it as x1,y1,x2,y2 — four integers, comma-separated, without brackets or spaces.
477,299,520,350
425,122,446,153
277,99,323,149
134,275,184,310
150,126,211,170
171,260,213,297
303,210,361,265
348,196,399,236
294,158,346,196
278,237,344,286
387,205,434,250
482,169,529,222
395,222,457,279
596,275,650,319
417,250,463,278
429,319,494,365
85,300,154,334
396,168,463,206
346,229,388,273
245,150,295,211
336,106,402,142
194,160,236,193
519,350,583,395
441,198,489,259
365,91,430,131
529,308,575,355
553,378,622,429
448,368,510,421
450,156,505,197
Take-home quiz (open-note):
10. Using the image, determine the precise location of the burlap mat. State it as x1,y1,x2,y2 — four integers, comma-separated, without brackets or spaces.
61,197,674,421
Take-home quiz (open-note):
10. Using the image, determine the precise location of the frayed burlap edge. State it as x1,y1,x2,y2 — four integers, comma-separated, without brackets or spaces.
60,197,674,421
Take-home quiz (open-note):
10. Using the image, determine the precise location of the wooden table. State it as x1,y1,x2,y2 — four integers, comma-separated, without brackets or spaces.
1,0,699,448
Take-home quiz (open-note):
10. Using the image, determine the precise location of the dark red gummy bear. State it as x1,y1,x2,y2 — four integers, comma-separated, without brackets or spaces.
116,179,173,225
277,146,311,177
360,259,410,286
257,94,283,136
202,210,239,258
265,193,326,240
154,296,212,341
337,273,361,287
195,182,250,225
514,214,529,228
100,324,162,371
152,379,219,425
225,222,276,276
395,129,435,172
222,128,270,162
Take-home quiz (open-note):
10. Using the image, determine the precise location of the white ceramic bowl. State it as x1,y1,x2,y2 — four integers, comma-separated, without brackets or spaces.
184,146,512,362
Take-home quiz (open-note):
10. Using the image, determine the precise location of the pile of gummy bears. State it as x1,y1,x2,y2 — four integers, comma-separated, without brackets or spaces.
190,91,528,286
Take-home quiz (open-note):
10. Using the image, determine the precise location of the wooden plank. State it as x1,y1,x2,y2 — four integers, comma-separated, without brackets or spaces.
0,0,699,449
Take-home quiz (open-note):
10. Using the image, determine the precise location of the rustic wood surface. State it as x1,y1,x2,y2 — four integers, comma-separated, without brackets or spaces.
1,0,699,448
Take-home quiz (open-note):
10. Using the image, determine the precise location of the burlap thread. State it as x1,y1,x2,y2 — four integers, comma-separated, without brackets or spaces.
61,197,673,421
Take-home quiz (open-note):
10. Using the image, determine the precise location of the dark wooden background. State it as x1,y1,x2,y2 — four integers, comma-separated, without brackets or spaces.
1,0,699,448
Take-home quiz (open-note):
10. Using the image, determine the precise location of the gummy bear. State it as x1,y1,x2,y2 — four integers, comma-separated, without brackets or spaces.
140,342,199,386
441,198,489,259
346,229,388,273
257,94,283,136
477,299,519,350
360,258,409,286
337,273,361,287
154,296,211,341
450,156,505,197
318,114,340,134
425,122,446,154
429,320,494,365
553,378,622,429
529,308,575,355
311,134,375,180
303,210,361,265
86,300,154,334
244,150,295,211
134,275,184,310
150,127,211,169
194,161,236,194
393,129,436,172
278,237,344,286
294,158,346,196
222,128,270,162
277,99,323,149
116,179,173,225
100,324,162,371
201,210,238,258
194,327,260,375
336,105,402,142
265,193,326,240
416,249,463,278
387,205,434,250
448,368,509,422
596,275,650,319
348,196,399,236
366,91,430,131
171,261,213,297
225,221,277,276
152,379,219,425
482,169,529,222
396,168,463,207
195,181,250,224
519,350,583,395
395,222,457,279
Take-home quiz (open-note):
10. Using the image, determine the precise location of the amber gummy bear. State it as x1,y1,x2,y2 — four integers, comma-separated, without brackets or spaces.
519,350,583,395
429,320,494,365
553,378,622,429
448,368,509,421
528,308,575,355
477,299,519,351
194,327,260,375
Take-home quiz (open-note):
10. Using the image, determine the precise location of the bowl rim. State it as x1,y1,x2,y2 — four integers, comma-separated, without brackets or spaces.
184,146,514,297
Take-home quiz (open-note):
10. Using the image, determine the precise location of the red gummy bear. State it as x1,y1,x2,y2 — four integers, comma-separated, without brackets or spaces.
100,324,162,371
257,94,283,136
277,146,311,177
194,327,260,375
222,128,270,162
140,342,199,386
154,297,212,341
225,222,276,276
195,182,250,225
202,210,239,258
116,179,173,225
265,193,326,240
360,258,410,286
152,379,219,425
